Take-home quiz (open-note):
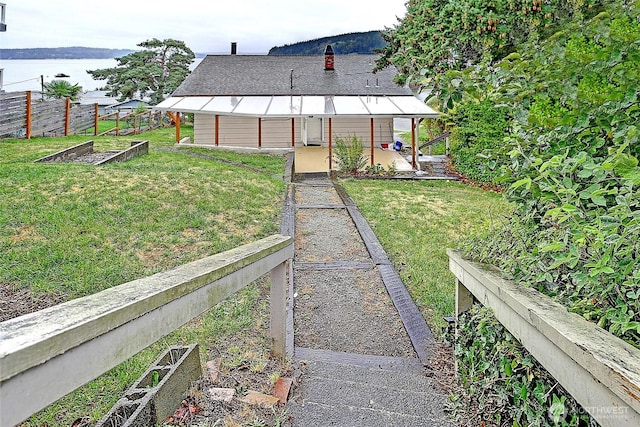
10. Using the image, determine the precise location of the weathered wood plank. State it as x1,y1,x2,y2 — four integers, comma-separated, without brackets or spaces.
378,264,435,364
0,235,293,427
345,205,391,265
296,204,346,210
448,249,640,427
295,347,425,373
294,261,372,270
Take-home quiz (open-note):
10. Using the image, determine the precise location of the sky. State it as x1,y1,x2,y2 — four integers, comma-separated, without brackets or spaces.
2,0,408,54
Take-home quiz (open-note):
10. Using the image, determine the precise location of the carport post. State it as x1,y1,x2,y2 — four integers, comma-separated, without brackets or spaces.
328,118,333,170
411,118,417,169
370,118,375,166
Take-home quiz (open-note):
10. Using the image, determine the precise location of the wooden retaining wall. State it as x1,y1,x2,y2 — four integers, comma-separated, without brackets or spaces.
448,249,640,427
94,140,149,165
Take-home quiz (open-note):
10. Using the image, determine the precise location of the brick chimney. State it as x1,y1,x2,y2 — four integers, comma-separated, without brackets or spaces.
324,45,334,71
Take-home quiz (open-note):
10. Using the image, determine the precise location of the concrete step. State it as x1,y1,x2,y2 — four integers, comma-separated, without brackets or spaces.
288,355,453,427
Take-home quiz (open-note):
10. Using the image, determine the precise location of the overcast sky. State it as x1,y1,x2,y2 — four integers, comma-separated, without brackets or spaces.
2,1,407,54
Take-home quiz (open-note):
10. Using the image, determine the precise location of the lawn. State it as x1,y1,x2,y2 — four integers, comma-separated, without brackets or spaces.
340,178,512,335
0,127,290,425
1,127,508,424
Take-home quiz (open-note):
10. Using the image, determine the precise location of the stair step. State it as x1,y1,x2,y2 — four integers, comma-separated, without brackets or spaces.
289,358,452,425
287,400,454,427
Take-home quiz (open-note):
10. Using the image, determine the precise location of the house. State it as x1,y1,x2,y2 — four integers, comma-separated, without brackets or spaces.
78,90,120,116
155,45,438,172
105,99,151,116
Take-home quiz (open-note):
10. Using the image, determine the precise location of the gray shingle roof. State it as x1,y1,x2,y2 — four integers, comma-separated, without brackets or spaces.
173,54,412,97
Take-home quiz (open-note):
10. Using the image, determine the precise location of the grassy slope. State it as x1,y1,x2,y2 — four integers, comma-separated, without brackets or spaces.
340,178,512,335
0,127,289,425
1,128,507,423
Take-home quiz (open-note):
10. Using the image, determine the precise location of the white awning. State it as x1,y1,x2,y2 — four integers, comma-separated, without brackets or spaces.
155,95,438,118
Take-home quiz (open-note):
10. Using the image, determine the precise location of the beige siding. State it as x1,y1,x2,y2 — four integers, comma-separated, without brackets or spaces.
193,115,393,149
330,118,394,147
194,114,215,145
218,116,259,147
261,118,295,148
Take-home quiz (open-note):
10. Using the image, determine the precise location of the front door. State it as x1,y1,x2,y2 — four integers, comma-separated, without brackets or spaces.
304,117,323,145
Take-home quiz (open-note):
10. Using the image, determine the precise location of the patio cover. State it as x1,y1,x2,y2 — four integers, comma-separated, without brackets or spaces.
155,95,438,119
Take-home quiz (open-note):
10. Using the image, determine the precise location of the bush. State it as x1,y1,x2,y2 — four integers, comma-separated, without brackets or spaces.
448,99,510,185
451,304,596,426
333,134,369,175
449,2,639,424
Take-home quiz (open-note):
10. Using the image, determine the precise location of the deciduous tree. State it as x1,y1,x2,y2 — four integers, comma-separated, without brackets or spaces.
376,0,601,99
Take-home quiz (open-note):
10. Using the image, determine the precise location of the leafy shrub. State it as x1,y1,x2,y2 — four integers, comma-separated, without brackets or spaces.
332,134,369,175
462,3,640,347
449,2,639,424
447,99,511,185
451,304,596,426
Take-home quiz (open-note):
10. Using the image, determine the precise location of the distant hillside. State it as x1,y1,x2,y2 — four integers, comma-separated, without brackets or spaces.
268,31,387,55
0,47,134,60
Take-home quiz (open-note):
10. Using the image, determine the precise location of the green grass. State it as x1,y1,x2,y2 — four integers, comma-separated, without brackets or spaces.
1,126,288,425
340,178,512,335
2,126,509,424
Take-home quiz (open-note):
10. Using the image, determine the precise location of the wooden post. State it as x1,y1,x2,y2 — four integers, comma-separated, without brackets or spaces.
215,115,220,146
176,112,181,142
411,118,417,169
258,117,262,148
26,91,32,139
328,118,333,170
116,110,121,136
446,135,450,156
94,103,99,136
270,261,287,359
291,118,295,147
64,98,71,136
370,118,375,166
455,279,474,321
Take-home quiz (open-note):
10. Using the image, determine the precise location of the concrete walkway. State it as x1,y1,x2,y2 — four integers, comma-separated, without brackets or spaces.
281,169,453,427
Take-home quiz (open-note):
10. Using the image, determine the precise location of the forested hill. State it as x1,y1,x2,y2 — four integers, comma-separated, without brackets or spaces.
268,30,386,55
0,47,134,60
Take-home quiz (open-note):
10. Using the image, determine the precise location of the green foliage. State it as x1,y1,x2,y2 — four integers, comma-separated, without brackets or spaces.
451,304,596,426
447,99,511,184
43,79,82,100
461,1,640,347
332,134,369,175
376,0,601,104
88,38,194,104
426,1,640,423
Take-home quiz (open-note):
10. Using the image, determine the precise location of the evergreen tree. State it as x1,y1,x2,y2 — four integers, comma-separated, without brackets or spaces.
88,38,194,105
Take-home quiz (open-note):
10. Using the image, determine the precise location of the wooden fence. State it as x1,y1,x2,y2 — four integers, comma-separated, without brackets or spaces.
0,91,173,139
0,234,293,427
97,109,171,136
448,249,640,427
0,91,96,138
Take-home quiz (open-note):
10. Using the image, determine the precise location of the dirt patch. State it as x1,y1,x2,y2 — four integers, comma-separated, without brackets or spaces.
161,278,295,427
0,284,66,322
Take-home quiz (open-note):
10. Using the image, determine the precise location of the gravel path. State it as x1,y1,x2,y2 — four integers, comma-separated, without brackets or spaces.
292,177,417,358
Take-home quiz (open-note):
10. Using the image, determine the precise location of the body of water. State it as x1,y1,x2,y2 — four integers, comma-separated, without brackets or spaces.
0,57,204,93
0,58,118,93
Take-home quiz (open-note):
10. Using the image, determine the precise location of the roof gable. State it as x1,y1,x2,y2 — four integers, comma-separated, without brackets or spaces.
173,54,412,97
